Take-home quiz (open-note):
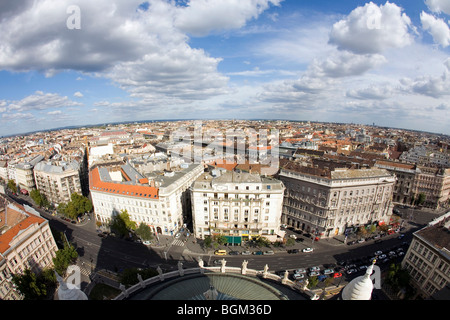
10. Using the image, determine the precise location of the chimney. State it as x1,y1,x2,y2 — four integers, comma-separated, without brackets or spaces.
150,180,155,188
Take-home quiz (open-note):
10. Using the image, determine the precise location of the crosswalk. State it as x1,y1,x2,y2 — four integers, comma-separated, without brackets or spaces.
171,239,185,247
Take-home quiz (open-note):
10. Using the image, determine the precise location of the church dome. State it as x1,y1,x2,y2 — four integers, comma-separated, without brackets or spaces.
341,260,376,300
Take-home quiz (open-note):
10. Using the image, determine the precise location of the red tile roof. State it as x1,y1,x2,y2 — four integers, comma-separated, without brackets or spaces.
0,203,46,254
89,167,159,199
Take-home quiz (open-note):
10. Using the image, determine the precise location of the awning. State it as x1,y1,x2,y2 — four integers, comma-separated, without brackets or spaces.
225,236,242,244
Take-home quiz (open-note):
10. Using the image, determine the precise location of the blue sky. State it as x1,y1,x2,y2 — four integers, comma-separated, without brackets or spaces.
0,0,449,136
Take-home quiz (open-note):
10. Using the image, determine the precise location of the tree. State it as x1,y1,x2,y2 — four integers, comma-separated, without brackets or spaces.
30,189,49,208
12,268,55,300
110,210,137,238
135,223,153,241
7,179,17,194
52,238,78,276
58,193,93,220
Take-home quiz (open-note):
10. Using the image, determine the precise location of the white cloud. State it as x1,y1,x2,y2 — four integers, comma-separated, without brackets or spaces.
425,0,450,15
309,51,387,78
174,0,283,36
74,91,84,98
400,58,450,98
329,2,414,54
4,91,81,112
420,11,450,47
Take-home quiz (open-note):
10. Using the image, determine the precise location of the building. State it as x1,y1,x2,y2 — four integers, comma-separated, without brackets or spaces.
278,160,395,238
401,212,450,299
33,160,83,206
90,162,203,236
190,170,285,243
413,166,450,209
0,196,58,300
14,155,44,193
375,160,417,205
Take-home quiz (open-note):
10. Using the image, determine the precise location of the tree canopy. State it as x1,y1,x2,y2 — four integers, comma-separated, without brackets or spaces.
58,193,92,220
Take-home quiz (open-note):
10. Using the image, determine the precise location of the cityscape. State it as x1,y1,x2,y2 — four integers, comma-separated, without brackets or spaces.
0,0,449,309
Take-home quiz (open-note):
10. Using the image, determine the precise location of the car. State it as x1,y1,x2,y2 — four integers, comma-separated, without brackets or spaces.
287,249,299,254
289,234,297,239
318,275,328,281
374,251,383,256
214,250,227,256
358,238,365,243
296,238,305,242
388,251,397,257
293,273,305,280
359,265,368,271
333,272,342,278
295,268,307,274
378,254,387,260
241,251,251,255
228,251,240,255
323,269,334,275
302,247,314,253
175,233,181,238
143,240,151,245
346,268,358,275
264,250,274,255
253,251,263,255
308,271,320,277
309,266,320,272
213,259,222,265
398,234,405,240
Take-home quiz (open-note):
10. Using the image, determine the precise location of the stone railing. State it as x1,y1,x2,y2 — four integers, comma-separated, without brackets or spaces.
113,260,319,300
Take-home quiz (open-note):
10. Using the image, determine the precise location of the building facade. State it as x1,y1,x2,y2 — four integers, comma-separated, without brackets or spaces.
0,197,58,300
278,160,395,238
401,212,450,299
34,160,83,206
191,170,285,243
90,162,203,236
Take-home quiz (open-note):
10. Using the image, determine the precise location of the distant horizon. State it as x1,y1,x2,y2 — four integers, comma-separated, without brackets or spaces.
2,117,448,140
1,1,449,136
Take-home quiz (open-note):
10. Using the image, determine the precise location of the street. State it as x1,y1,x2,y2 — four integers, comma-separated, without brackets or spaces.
6,191,442,292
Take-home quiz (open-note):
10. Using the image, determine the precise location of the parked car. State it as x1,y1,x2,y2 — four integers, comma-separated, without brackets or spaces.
228,251,240,255
323,269,334,275
143,240,151,245
302,247,314,253
214,250,227,256
289,234,297,239
318,275,328,281
241,250,251,255
309,266,320,272
374,251,383,256
333,272,342,278
346,268,358,275
295,268,307,274
293,273,305,280
264,250,274,255
308,271,320,277
253,251,263,255
287,249,299,254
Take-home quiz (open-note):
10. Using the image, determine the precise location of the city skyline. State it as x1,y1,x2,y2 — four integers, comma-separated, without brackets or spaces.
0,0,450,137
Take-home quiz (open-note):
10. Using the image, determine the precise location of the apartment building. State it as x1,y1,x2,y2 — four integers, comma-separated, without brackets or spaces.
33,160,83,206
14,155,44,193
0,196,58,300
191,170,285,243
401,212,450,299
413,166,450,209
278,160,395,238
90,162,203,236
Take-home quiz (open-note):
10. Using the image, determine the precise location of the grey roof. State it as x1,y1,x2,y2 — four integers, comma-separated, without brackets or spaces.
34,160,80,174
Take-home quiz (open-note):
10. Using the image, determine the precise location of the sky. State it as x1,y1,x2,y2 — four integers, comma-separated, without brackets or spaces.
0,0,449,137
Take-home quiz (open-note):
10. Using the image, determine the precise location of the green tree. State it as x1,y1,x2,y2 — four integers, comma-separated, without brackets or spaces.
52,238,78,276
203,236,212,248
135,223,153,241
30,189,49,208
58,193,93,220
7,179,17,194
12,268,55,300
110,210,137,238
119,267,158,287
